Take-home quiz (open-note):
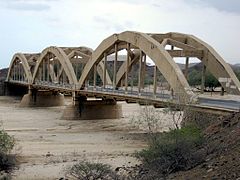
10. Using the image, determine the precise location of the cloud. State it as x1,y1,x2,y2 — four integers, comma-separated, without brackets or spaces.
185,0,240,14
1,0,58,11
6,3,50,11
0,0,240,68
93,16,135,32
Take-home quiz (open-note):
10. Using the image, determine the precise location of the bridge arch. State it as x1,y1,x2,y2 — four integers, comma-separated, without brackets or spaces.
32,46,78,87
6,53,32,84
79,31,194,101
67,47,112,84
150,32,240,95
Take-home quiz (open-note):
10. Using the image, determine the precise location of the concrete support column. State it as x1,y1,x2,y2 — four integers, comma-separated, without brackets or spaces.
42,59,45,81
141,53,146,89
93,64,97,88
185,57,189,80
14,64,16,80
113,43,118,89
75,63,78,80
103,52,107,88
138,51,143,94
125,43,130,93
20,66,23,81
14,63,17,81
72,91,76,105
12,64,14,80
19,64,22,81
47,57,50,82
19,64,21,81
201,65,206,94
153,65,157,96
18,63,20,81
57,61,60,82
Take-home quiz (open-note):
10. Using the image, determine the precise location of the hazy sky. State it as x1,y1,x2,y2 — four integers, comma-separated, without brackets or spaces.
0,0,240,68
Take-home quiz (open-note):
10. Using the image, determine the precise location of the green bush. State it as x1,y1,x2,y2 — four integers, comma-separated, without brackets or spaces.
0,130,15,154
0,128,16,172
65,161,120,180
137,126,204,175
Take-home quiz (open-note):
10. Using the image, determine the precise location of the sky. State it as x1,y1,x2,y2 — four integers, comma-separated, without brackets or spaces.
0,0,240,68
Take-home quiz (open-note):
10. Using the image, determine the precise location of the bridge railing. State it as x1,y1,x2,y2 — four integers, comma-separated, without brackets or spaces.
7,79,29,85
34,80,75,90
84,85,177,101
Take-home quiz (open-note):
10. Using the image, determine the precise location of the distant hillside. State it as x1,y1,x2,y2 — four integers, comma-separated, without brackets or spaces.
0,68,8,81
177,63,199,70
1,61,239,83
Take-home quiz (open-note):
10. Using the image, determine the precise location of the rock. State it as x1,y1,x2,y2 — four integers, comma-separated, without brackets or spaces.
46,152,53,157
115,167,121,171
207,168,213,173
201,163,207,168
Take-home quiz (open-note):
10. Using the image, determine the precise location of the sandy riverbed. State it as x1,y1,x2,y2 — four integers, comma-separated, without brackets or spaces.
0,96,176,179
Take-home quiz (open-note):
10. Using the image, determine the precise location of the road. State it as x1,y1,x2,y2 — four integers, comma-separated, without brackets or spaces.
198,97,240,111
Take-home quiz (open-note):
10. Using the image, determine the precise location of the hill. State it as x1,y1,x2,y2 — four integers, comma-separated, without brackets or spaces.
170,112,240,179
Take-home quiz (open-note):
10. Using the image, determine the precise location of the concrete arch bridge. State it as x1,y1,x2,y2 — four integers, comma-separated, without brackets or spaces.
5,31,240,119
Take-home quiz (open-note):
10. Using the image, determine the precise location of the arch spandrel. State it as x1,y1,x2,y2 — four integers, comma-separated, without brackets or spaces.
78,35,119,86
116,50,140,86
67,47,112,85
165,32,240,95
79,31,194,101
32,46,78,86
6,53,32,83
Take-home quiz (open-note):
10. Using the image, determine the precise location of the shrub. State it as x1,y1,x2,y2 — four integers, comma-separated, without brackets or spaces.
137,126,204,175
0,129,15,154
0,127,16,172
65,161,120,180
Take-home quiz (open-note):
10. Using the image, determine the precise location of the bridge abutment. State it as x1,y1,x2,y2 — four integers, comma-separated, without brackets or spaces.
62,96,122,120
20,89,64,107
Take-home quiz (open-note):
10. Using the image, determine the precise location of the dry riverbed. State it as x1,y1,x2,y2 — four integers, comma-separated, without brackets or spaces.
0,96,176,179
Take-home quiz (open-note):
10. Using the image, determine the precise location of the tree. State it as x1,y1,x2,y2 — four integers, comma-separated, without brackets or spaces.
188,69,220,90
188,69,201,87
205,71,220,89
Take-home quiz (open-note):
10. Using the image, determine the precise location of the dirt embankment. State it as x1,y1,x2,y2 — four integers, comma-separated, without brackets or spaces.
170,112,240,179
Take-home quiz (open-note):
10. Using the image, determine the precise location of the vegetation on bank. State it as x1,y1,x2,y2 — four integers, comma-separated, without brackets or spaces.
65,161,120,180
136,126,204,178
0,125,16,178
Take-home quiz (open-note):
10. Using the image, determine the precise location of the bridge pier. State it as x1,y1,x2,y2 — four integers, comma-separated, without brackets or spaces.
62,96,122,120
20,89,64,107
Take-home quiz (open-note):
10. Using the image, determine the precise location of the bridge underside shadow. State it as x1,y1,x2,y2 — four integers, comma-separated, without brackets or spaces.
4,83,28,96
20,89,64,107
62,96,122,120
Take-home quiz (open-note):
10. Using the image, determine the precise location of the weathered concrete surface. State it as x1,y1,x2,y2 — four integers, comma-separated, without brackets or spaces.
62,100,122,120
20,91,64,107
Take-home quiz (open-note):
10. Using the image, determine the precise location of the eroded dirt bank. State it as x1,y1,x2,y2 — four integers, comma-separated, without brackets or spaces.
0,96,175,179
